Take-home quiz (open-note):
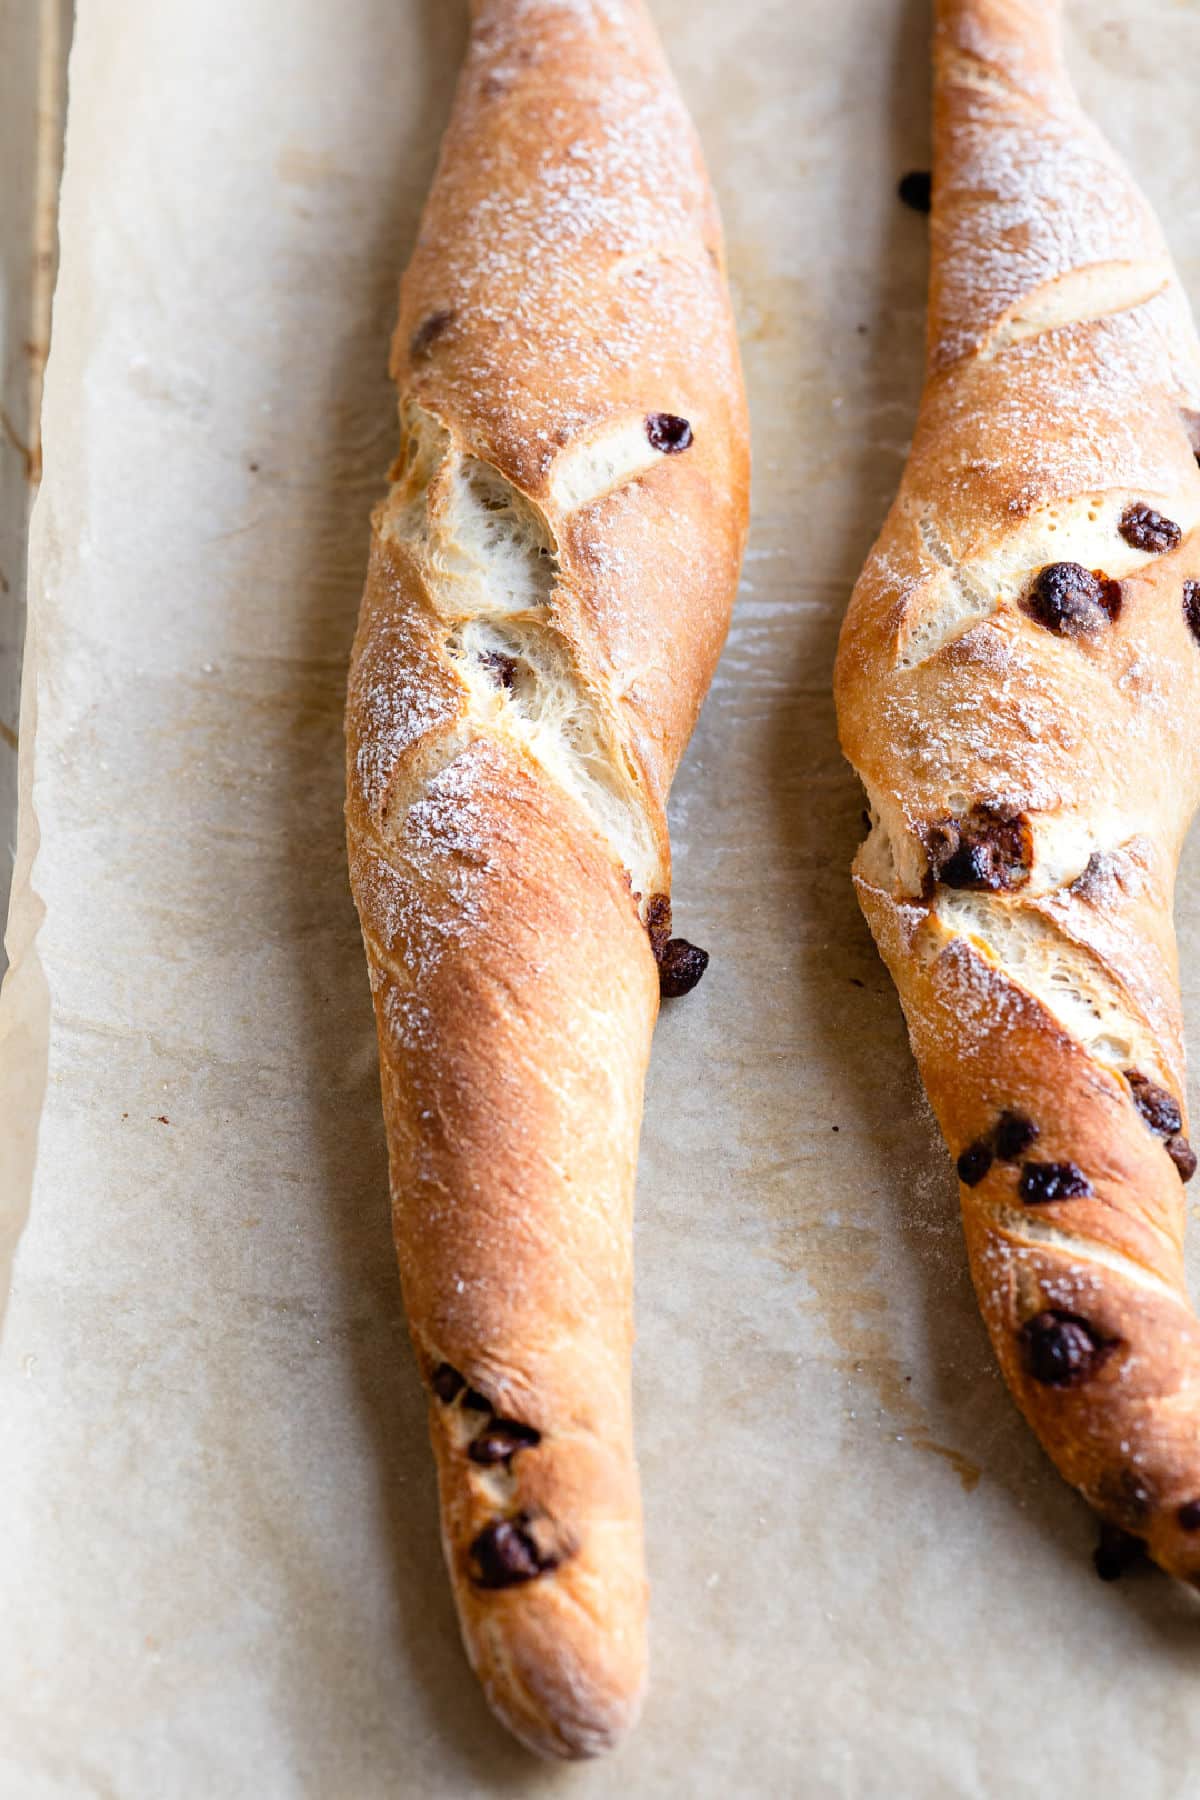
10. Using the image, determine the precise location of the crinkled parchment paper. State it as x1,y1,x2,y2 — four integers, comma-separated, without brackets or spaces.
3,2,1200,1794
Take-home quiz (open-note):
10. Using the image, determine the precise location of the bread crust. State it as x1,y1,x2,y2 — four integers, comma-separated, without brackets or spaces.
345,0,749,1756
836,0,1200,1582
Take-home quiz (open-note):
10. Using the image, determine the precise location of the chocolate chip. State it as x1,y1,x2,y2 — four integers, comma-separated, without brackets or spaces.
410,309,455,359
462,1387,492,1412
1119,503,1181,554
1185,581,1200,645
1020,1309,1107,1386
927,806,1031,893
1178,1500,1200,1531
1021,562,1121,636
939,842,994,887
658,939,709,999
1019,1160,1092,1204
645,412,693,454
480,649,518,690
1125,1070,1183,1139
994,1110,1038,1161
1167,1134,1198,1182
1093,1522,1145,1582
897,169,932,213
1095,1466,1157,1527
646,892,673,953
468,1419,542,1465
431,1363,465,1404
956,1140,993,1186
471,1517,559,1588
645,894,708,997
472,1519,541,1586
1122,1078,1192,1182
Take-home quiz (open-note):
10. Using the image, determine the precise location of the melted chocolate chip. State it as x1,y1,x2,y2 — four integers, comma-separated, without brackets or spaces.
939,842,994,887
994,1110,1038,1161
468,1420,542,1465
1126,1070,1183,1139
410,309,455,359
658,939,710,999
1093,1522,1145,1583
646,893,709,997
462,1387,492,1413
480,649,518,691
645,412,693,454
1185,581,1200,645
431,1363,465,1404
1126,1077,1198,1181
1019,1160,1092,1204
1021,562,1121,637
472,1517,559,1589
646,892,673,953
1119,503,1182,555
1178,1499,1200,1531
956,1140,993,1187
926,806,1031,893
1020,1309,1107,1386
1168,1134,1198,1182
897,169,932,213
1095,1466,1156,1528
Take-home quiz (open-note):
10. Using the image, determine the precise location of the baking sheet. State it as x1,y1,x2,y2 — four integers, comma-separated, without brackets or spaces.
4,1,1200,1793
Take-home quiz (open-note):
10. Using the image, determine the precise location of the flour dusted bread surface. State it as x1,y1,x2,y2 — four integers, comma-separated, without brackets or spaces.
836,0,1200,1582
345,0,748,1758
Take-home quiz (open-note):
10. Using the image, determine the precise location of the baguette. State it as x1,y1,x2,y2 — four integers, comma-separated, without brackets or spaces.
345,0,749,1756
836,0,1200,1583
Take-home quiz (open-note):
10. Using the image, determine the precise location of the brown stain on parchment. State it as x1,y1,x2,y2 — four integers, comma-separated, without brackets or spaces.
0,406,40,485
771,1217,982,1493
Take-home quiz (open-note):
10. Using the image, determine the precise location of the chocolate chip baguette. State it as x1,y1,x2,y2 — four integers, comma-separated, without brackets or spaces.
835,0,1200,1582
344,0,748,1758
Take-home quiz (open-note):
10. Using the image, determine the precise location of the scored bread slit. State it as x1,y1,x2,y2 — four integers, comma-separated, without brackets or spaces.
896,488,1200,670
979,1201,1189,1306
379,402,662,906
978,261,1170,360
931,890,1169,1084
937,43,1033,104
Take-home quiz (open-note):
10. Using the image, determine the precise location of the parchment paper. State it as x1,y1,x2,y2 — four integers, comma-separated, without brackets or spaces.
0,0,69,955
4,2,1200,1794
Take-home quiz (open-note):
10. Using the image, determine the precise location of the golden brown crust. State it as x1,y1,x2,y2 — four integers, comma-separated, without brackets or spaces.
345,0,748,1758
836,0,1200,1583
